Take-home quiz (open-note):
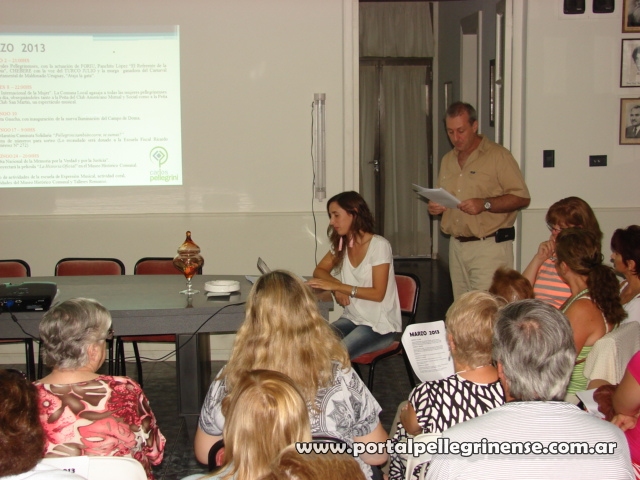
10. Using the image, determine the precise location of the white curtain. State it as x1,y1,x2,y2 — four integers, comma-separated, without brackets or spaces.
359,2,433,257
359,66,378,217
359,2,435,58
381,66,430,257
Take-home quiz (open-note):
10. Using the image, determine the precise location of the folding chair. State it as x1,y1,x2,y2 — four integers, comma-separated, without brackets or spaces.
352,273,421,392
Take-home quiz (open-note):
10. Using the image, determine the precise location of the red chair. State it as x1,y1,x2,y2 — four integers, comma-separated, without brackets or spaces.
50,258,124,378
352,272,420,392
55,257,125,276
115,257,203,387
0,259,36,380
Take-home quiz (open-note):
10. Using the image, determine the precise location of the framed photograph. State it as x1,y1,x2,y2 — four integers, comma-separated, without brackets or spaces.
621,39,640,87
624,0,640,33
619,98,640,144
489,59,495,127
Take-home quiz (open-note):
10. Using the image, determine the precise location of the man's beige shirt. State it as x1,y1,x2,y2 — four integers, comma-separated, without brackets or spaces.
438,135,530,238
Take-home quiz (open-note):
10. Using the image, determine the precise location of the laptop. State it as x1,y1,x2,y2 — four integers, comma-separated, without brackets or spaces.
257,257,271,275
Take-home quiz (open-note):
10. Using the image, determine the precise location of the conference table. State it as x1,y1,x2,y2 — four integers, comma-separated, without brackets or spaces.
0,274,333,435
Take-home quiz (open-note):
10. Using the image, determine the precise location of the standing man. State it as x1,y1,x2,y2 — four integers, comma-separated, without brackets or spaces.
426,300,634,479
429,102,530,299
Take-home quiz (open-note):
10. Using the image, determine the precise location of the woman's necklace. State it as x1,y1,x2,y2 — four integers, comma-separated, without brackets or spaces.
456,364,490,375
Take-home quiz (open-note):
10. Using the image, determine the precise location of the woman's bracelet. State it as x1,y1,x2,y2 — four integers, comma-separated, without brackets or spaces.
350,285,358,298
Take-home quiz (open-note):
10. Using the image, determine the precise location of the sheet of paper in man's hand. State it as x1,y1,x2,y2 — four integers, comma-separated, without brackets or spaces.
412,184,460,209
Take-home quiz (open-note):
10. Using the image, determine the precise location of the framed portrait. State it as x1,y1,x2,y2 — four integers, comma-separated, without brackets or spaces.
619,98,640,144
621,39,640,87
624,0,640,33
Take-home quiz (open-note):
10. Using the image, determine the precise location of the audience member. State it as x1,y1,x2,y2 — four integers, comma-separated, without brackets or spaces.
488,266,534,302
259,445,366,480
36,298,165,480
307,190,401,358
555,228,627,399
194,270,388,480
388,291,505,480
611,225,640,325
522,196,602,308
183,370,312,480
612,351,640,477
426,300,634,480
0,369,84,479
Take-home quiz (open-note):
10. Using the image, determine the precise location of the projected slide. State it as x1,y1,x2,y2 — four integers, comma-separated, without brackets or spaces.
0,28,181,188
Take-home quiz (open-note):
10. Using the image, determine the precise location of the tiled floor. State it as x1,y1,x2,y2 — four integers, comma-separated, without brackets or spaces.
3,258,453,480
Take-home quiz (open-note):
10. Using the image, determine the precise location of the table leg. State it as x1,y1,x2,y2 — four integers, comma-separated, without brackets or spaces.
176,332,211,441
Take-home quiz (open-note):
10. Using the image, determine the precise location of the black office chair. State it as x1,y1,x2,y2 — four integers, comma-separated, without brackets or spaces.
352,273,421,392
0,259,37,380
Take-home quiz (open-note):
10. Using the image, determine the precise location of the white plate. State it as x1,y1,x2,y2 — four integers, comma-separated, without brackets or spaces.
204,280,240,293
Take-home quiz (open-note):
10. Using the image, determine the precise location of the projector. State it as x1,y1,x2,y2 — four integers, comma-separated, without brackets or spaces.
0,282,57,312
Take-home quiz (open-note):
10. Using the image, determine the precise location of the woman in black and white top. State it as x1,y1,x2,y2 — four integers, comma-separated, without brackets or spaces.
388,291,506,480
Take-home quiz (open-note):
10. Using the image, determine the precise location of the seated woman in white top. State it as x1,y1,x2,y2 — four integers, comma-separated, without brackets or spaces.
610,225,640,325
307,191,401,359
194,270,388,480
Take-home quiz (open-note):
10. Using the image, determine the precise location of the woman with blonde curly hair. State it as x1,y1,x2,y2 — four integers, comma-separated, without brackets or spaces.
194,270,388,480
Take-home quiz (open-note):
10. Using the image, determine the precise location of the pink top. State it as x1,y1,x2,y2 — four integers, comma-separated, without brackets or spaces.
35,375,165,480
626,351,640,464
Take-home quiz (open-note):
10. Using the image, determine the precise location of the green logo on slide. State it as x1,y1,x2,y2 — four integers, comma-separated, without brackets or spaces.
150,146,168,168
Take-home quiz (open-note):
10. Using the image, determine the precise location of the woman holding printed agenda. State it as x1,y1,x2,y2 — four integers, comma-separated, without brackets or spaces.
307,191,401,358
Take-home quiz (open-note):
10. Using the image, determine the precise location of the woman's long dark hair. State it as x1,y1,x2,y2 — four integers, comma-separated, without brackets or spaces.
326,191,375,271
556,228,627,325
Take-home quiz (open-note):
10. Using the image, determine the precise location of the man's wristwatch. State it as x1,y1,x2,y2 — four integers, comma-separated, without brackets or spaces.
484,199,492,212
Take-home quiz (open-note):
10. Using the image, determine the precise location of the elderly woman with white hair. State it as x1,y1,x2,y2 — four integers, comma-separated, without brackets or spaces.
35,298,166,480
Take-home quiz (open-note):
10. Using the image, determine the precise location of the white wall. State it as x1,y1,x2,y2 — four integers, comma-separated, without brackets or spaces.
0,0,358,276
0,0,358,363
520,0,640,264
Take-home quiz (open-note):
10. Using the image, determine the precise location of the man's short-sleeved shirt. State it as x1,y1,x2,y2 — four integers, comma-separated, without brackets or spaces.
438,135,530,238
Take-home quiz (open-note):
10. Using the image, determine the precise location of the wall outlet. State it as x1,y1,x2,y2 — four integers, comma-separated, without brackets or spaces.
543,150,555,168
589,155,607,167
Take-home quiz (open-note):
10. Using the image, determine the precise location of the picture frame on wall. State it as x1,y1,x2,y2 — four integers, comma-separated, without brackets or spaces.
621,39,640,87
624,0,640,33
619,98,640,144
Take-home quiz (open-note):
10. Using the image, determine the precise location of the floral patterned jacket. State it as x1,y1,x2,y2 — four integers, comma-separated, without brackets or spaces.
35,375,166,480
